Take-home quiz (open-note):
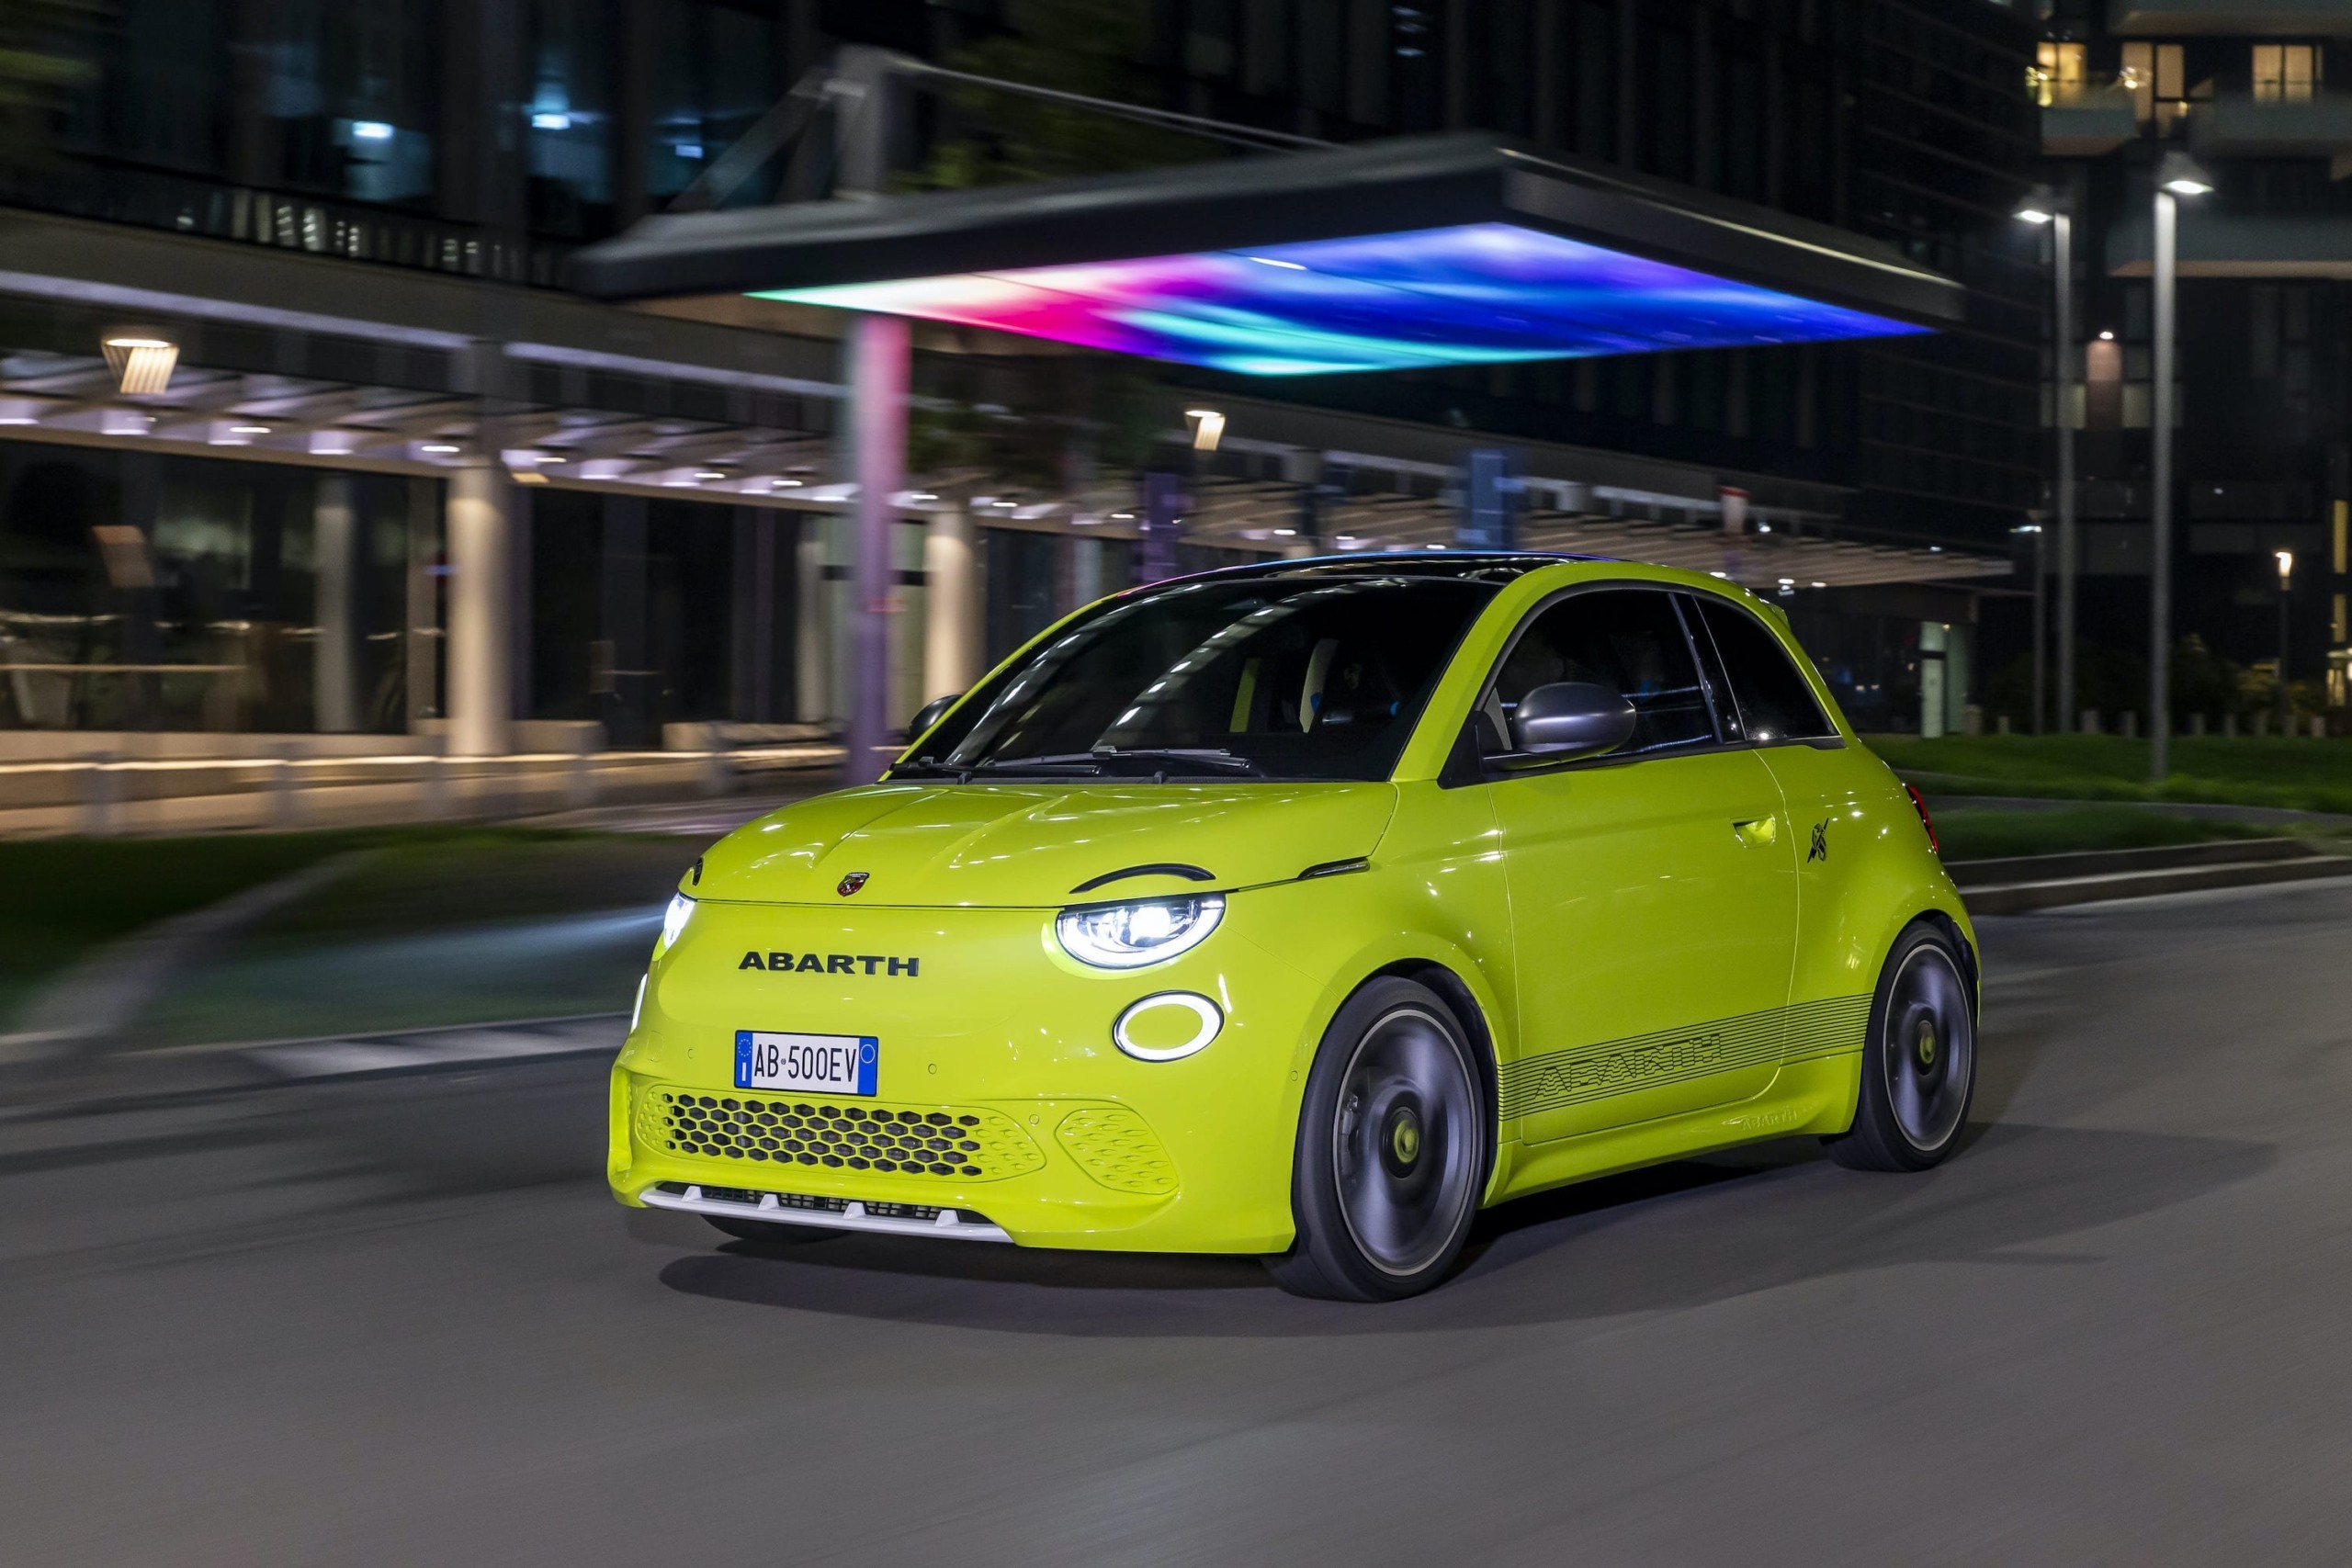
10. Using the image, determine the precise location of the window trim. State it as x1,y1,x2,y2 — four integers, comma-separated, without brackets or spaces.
1679,587,1846,752
1465,581,1745,783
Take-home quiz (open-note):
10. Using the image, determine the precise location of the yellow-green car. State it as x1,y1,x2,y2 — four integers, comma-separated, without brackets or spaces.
611,553,1977,1301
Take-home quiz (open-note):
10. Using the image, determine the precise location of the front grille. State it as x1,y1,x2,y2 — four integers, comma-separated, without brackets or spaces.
1056,1106,1178,1195
639,1087,1045,1180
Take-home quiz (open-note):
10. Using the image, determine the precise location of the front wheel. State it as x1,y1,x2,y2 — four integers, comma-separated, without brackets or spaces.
1265,977,1489,1302
1826,919,1978,1172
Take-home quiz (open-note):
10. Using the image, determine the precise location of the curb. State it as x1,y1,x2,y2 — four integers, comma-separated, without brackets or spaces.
1953,840,2352,915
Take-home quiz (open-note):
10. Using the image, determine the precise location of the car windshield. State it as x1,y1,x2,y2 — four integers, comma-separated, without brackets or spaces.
899,573,1499,783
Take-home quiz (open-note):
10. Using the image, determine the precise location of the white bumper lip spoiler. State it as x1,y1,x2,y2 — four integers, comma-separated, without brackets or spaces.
639,1183,1013,1243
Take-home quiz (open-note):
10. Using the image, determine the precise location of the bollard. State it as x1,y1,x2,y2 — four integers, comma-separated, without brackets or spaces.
2254,709,2270,738
423,742,451,820
2223,712,2238,739
701,743,733,799
565,726,597,808
1996,714,2011,736
2189,713,2207,737
80,750,119,837
2081,708,2101,736
266,741,300,829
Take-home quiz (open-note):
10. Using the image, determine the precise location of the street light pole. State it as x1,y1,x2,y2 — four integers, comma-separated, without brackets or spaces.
2152,185,2177,778
2018,187,2076,736
2278,549,2296,733
2150,152,2211,781
2054,209,2075,736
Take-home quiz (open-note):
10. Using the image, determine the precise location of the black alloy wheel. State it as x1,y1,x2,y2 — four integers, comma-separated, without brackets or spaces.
1267,976,1489,1302
1826,919,1978,1172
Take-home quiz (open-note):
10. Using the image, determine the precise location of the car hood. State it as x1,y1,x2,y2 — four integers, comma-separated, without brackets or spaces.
692,782,1398,908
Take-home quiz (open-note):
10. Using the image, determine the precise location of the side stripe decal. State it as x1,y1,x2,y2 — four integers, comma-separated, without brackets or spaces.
1498,994,1871,1121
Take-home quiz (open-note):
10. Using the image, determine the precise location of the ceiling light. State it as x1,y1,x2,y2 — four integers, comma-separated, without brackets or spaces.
695,469,728,480
102,335,178,395
1247,256,1308,270
230,424,271,435
2015,184,2061,225
530,112,571,131
1811,581,1826,589
1110,512,1134,520
771,477,802,488
421,442,460,455
1274,527,1297,536
1185,408,1226,452
352,120,394,141
2098,330,2115,341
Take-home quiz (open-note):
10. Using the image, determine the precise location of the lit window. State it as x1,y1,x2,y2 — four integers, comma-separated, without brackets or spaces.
2254,43,2320,103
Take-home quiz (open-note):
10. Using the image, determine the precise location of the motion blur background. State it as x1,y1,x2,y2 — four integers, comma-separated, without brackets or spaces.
7,6,2352,1562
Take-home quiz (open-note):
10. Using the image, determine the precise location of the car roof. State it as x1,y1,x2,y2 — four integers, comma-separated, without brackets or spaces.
1174,550,1611,587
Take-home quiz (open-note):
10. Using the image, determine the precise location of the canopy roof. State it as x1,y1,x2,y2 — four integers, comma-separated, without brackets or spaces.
569,135,1962,378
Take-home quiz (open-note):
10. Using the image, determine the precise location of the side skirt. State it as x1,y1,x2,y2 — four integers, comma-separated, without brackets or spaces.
1488,1051,1862,1203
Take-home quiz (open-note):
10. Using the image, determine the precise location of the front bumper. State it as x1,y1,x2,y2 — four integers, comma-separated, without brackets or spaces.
607,893,1330,1253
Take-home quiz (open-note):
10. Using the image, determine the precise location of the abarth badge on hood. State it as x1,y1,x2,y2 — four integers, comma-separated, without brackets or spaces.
837,872,870,897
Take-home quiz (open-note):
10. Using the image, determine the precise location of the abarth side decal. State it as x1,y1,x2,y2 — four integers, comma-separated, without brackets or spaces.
1498,994,1871,1120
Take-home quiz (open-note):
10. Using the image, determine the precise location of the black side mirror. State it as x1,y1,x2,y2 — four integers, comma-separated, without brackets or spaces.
1510,682,1637,760
909,692,961,738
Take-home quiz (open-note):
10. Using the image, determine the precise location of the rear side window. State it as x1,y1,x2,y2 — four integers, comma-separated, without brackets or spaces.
1689,595,1837,743
1488,589,1716,757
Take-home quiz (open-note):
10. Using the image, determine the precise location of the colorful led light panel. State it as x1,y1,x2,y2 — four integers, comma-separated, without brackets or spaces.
756,221,1928,376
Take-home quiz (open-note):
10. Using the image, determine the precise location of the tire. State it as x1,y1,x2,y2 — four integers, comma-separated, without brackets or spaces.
1826,919,1978,1172
1265,976,1490,1302
706,1215,837,1246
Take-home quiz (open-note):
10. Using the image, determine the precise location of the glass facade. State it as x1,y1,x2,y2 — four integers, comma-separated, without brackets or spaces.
528,0,620,238
0,443,421,734
649,2,780,204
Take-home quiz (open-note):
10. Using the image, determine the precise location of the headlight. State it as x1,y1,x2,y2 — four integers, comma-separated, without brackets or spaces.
658,893,695,954
1055,894,1225,969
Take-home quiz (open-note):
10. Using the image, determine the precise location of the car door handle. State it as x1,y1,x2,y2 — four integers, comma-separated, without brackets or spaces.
1733,817,1778,848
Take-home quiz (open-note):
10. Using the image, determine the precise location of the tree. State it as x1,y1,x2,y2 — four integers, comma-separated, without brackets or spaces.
915,0,1210,191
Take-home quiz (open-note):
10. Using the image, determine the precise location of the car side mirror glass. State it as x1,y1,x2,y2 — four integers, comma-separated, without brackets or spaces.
1510,682,1638,760
909,693,961,738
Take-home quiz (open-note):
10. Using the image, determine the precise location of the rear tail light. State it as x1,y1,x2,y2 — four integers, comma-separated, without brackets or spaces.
1904,783,1939,855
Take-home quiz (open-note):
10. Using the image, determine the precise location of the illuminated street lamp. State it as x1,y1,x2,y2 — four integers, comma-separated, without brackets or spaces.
2278,548,2296,733
2150,150,2212,779
2017,184,2074,735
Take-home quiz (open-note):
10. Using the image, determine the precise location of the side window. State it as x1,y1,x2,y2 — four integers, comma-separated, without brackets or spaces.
1487,589,1717,758
1690,596,1837,743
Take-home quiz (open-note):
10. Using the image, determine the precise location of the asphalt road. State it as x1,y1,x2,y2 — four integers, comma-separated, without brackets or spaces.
8,882,2352,1566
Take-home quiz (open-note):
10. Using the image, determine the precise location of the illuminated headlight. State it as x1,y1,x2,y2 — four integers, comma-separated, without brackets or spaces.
1054,894,1225,969
658,893,695,954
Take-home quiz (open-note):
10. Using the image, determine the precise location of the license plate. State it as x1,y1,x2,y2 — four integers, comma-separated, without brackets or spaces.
734,1031,878,1096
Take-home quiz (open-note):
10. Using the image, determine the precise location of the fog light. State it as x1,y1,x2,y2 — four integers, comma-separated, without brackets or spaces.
1113,992,1223,1062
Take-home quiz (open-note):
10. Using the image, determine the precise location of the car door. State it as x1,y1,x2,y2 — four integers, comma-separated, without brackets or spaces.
1487,586,1799,1144
1683,591,1884,1063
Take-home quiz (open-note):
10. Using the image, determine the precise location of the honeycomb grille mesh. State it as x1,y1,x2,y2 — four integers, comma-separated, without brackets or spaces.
1055,1107,1178,1195
638,1086,1043,1180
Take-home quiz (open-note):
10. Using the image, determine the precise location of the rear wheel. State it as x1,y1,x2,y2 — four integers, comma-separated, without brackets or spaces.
1826,920,1977,1172
705,1215,836,1246
1266,977,1489,1302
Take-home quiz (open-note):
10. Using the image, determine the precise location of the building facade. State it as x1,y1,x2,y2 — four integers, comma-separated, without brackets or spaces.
2034,0,2352,725
0,0,2041,754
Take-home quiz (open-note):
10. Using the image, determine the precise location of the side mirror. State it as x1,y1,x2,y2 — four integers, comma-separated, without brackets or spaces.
909,692,961,738
1510,682,1637,760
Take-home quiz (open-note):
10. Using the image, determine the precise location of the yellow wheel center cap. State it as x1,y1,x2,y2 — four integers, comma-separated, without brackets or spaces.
1390,1110,1422,1167
1915,1019,1938,1068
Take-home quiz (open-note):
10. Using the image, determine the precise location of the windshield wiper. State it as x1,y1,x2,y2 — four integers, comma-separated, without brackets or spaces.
1091,748,1267,778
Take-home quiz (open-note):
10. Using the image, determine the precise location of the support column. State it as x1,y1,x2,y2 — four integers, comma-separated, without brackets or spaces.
922,498,979,701
447,464,513,757
313,473,361,731
843,313,910,783
601,492,650,747
795,515,831,723
405,476,442,732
